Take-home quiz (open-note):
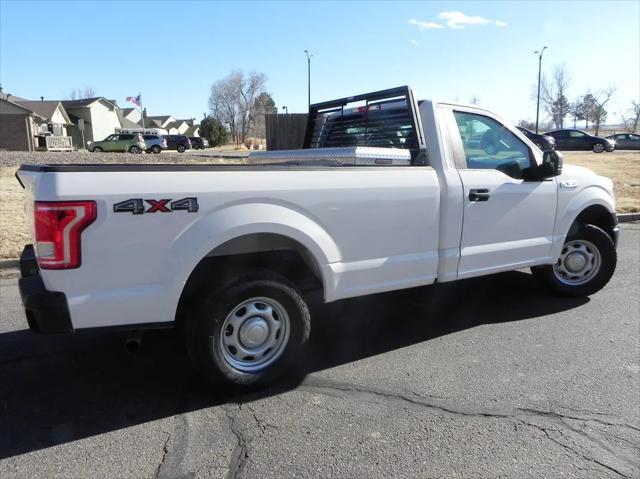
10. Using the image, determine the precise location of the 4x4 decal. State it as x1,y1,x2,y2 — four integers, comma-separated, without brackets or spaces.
113,197,199,214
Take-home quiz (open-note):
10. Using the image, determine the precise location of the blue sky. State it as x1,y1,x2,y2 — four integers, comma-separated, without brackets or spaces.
1,1,638,124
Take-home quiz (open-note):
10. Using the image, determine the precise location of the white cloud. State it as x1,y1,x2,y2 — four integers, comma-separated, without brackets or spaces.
408,18,444,30
438,11,490,29
408,12,508,31
410,39,418,45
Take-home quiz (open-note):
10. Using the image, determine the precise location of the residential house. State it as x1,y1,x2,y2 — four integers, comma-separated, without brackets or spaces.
163,120,190,135
145,115,175,129
0,97,73,151
62,97,122,148
14,100,74,150
184,124,200,137
0,98,46,151
121,107,142,124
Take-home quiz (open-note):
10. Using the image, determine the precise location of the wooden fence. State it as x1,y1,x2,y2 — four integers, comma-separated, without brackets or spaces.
265,113,308,150
45,136,73,151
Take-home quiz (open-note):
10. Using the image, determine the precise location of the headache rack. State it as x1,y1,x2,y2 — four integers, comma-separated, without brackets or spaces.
302,85,427,165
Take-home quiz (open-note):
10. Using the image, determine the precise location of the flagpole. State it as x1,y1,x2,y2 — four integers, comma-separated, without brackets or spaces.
139,92,145,131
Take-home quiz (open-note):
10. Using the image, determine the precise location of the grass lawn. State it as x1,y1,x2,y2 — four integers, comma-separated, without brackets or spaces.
0,150,637,260
563,151,639,213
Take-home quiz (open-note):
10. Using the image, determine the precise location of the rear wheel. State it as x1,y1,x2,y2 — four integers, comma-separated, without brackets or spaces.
593,143,605,153
532,224,616,296
151,145,161,154
184,270,310,390
129,145,142,154
177,145,186,153
92,146,103,152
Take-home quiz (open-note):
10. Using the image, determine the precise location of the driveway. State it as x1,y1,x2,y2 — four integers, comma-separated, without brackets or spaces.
0,224,638,478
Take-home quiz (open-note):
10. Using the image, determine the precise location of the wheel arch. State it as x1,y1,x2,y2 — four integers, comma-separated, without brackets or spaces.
169,202,341,324
552,188,616,259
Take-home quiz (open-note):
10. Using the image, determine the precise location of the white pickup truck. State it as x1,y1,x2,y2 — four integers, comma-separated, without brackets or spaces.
17,86,618,389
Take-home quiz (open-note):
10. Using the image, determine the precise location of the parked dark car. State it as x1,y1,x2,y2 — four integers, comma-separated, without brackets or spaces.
515,126,556,150
544,129,614,153
164,135,192,153
189,137,209,149
606,133,640,150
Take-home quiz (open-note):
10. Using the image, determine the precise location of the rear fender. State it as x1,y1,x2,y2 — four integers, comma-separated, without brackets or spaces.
166,202,341,310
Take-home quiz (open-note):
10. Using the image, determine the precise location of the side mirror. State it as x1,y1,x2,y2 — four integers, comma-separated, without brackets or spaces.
541,150,563,178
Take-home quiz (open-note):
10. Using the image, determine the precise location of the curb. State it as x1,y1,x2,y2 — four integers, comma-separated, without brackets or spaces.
0,259,19,270
0,213,637,271
618,213,640,223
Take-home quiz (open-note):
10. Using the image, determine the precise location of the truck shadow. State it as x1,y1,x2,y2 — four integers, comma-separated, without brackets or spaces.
0,270,588,459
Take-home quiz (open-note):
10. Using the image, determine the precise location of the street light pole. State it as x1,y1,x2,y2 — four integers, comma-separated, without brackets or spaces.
304,50,312,112
534,46,547,134
282,106,288,114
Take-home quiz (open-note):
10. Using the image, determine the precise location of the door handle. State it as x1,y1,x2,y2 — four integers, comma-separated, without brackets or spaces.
469,189,490,202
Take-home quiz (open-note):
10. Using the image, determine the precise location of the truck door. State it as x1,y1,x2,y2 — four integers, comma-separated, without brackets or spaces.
449,108,558,279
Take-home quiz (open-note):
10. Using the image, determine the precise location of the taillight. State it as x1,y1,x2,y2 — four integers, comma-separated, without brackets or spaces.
34,201,97,269
162,139,167,147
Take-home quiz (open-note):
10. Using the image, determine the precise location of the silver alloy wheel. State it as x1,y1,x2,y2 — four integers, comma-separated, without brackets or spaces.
130,146,141,154
219,297,290,373
553,239,601,285
593,143,604,153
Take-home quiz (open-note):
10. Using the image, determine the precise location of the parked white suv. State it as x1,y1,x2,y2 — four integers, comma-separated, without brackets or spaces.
16,86,618,390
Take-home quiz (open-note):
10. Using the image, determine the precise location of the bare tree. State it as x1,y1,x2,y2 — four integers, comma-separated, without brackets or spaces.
83,86,95,98
569,99,587,129
589,86,616,136
541,64,571,129
208,71,267,142
621,100,640,133
69,86,96,100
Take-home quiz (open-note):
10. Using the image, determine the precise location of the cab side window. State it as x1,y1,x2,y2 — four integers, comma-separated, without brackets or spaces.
453,111,533,179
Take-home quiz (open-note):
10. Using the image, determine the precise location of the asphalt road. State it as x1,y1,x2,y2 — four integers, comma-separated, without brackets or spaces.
0,224,638,478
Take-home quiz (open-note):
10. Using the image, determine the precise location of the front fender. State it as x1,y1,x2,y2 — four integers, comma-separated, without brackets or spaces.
165,201,341,312
551,186,615,259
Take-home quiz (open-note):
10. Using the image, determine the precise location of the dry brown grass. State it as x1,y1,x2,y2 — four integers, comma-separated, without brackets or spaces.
0,150,638,260
0,166,30,260
563,151,640,213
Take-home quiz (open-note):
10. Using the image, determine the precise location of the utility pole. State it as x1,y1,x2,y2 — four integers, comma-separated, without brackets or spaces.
304,50,312,112
534,46,547,134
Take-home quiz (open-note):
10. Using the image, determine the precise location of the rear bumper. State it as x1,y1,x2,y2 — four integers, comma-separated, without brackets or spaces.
18,245,73,334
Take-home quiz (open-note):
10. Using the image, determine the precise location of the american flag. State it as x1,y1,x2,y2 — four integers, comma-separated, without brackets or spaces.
126,94,141,107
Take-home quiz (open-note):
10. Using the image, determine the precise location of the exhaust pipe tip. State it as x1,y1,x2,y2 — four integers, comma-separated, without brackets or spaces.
125,331,142,353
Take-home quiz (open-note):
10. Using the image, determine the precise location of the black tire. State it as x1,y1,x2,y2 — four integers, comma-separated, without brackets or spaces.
592,143,605,153
177,145,186,153
151,145,161,154
531,223,616,297
92,146,103,152
129,145,142,154
184,270,311,390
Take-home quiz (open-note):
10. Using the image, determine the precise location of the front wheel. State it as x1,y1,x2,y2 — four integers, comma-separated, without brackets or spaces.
151,145,161,154
532,224,616,296
593,143,605,153
184,270,311,390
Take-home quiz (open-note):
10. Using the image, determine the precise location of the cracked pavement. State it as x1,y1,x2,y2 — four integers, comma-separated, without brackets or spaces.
0,224,638,478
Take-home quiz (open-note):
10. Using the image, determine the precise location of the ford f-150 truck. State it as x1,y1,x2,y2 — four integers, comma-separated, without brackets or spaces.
16,86,618,389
